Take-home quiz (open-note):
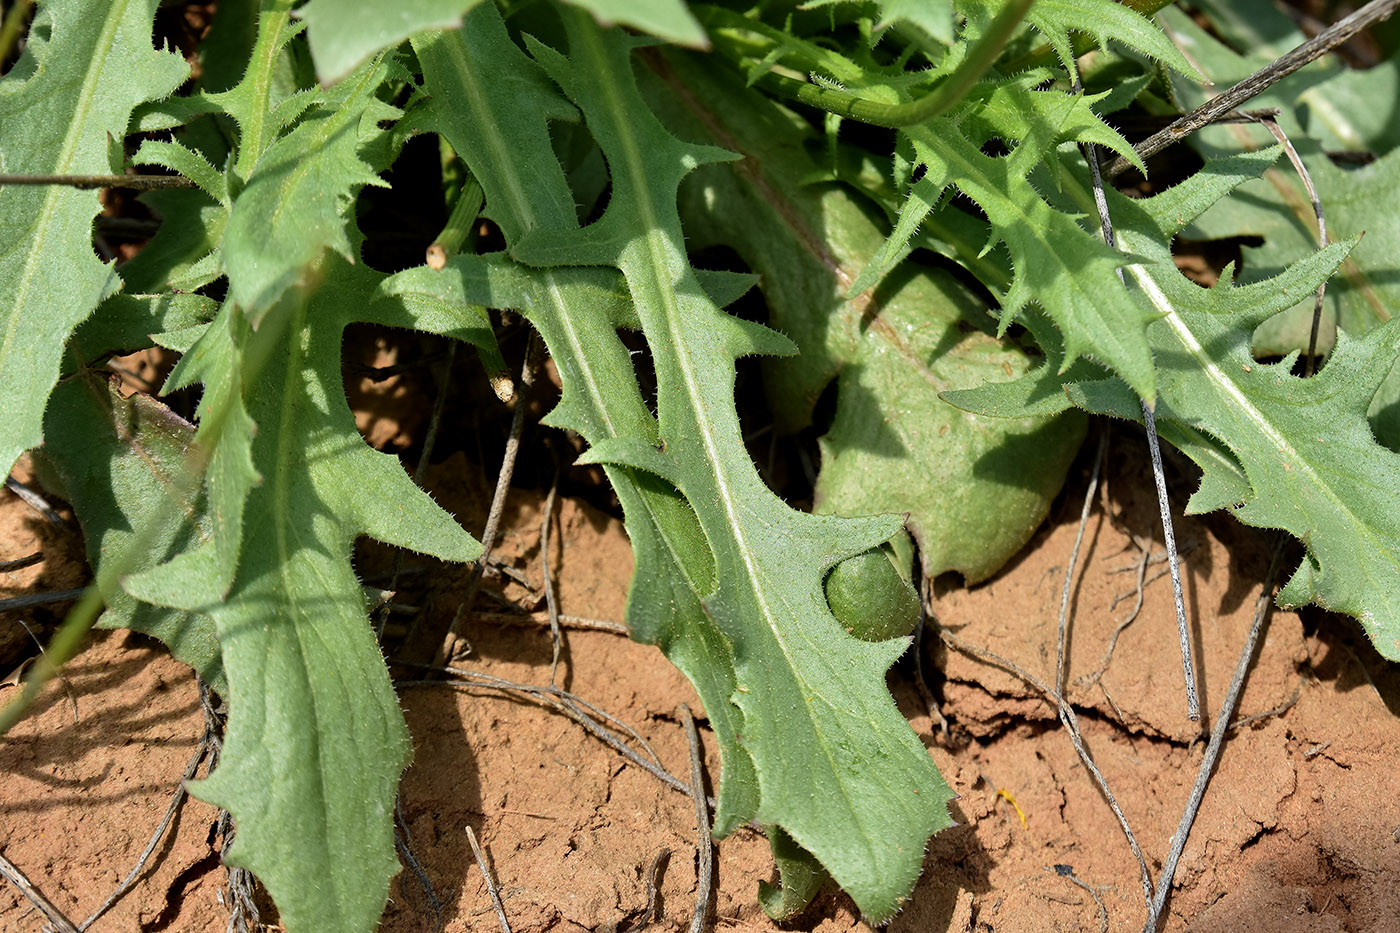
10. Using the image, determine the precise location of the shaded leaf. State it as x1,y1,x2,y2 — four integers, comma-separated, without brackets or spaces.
37,379,225,693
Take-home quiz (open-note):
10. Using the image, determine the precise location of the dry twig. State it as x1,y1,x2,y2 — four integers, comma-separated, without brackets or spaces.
465,825,512,933
1104,0,1400,178
0,850,78,933
679,704,714,933
439,334,540,663
1146,542,1287,932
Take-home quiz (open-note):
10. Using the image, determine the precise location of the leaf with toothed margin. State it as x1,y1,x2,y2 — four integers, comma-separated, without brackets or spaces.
987,0,1199,80
1053,147,1400,659
150,256,483,933
511,13,953,921
642,49,1086,582
381,252,765,837
223,55,400,314
412,4,769,842
0,0,188,478
903,116,1159,401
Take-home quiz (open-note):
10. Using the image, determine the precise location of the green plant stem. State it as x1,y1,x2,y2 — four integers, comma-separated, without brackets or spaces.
431,173,484,258
0,586,102,736
735,0,1034,128
0,0,34,71
1000,0,1180,74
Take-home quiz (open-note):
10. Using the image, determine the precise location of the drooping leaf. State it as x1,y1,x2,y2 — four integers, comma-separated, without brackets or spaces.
0,0,187,477
513,15,952,919
299,0,485,85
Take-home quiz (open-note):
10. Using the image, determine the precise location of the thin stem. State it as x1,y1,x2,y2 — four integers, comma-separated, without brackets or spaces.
1253,117,1330,375
1146,540,1286,932
0,173,197,190
680,704,714,933
438,334,539,663
1056,432,1106,697
427,174,485,264
540,468,564,687
1084,142,1199,722
0,851,78,933
465,825,512,933
1106,0,1400,178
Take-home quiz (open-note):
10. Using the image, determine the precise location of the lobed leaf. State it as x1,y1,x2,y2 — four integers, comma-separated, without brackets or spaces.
412,5,766,838
0,0,187,477
223,56,399,313
1064,149,1400,657
512,15,953,919
175,258,483,933
645,50,1086,582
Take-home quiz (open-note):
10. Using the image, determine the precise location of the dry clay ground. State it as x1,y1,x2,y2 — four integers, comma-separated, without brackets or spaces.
4,352,1400,932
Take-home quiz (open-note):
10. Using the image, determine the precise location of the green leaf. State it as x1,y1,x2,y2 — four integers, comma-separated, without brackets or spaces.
564,0,708,48
758,826,828,921
122,299,261,609
299,0,485,85
223,55,399,313
65,292,220,367
172,258,481,933
414,5,764,839
1297,54,1400,155
1068,149,1400,658
1153,8,1389,357
0,0,187,477
117,189,228,294
412,3,580,244
823,537,920,641
815,282,1087,582
1012,0,1200,80
645,49,1086,581
875,0,955,45
513,15,952,919
36,378,225,693
906,116,1159,400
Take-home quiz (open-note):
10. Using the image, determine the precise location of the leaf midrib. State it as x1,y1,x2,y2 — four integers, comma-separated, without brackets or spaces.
1129,264,1387,565
582,23,875,854
5,2,131,370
